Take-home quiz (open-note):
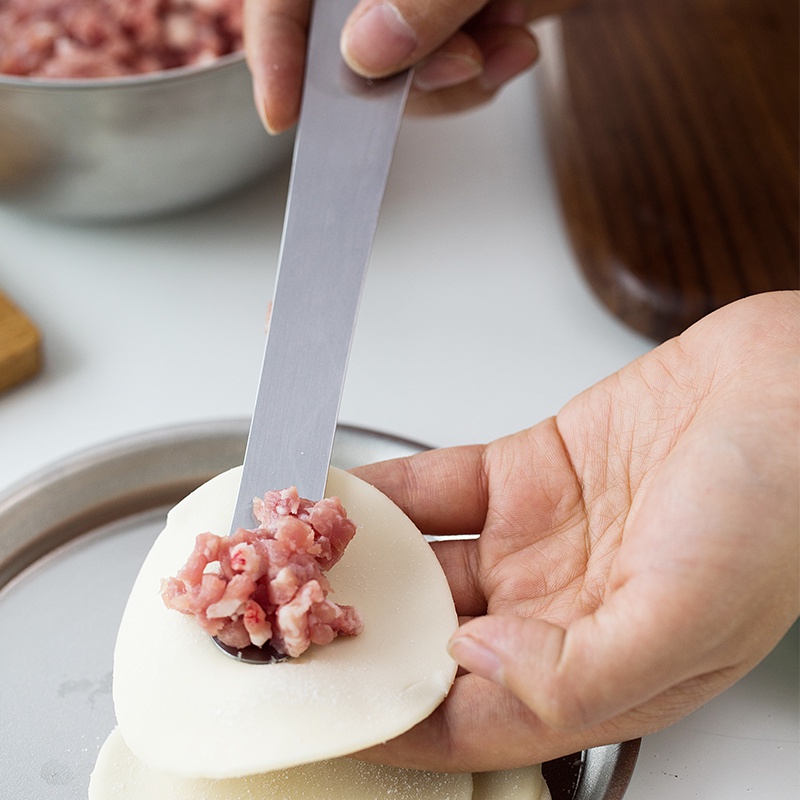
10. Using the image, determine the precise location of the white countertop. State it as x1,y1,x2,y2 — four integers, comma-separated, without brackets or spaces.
0,71,796,798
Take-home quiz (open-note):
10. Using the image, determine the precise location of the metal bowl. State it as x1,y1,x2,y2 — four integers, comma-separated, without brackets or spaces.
0,53,293,220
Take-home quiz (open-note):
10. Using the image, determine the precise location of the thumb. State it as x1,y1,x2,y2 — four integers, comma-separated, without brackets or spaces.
447,591,727,732
340,0,488,77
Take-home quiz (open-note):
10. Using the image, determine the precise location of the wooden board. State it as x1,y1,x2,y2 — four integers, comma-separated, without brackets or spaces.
0,292,42,394
536,0,799,341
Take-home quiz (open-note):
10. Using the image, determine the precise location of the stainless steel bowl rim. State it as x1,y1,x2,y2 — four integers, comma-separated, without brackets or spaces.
0,49,247,91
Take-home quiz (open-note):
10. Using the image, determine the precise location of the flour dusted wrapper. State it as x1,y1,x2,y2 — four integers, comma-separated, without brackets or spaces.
89,727,474,800
89,727,551,800
473,766,552,800
113,467,459,779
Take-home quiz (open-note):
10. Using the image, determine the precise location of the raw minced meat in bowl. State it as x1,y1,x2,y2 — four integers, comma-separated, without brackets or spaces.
0,0,292,220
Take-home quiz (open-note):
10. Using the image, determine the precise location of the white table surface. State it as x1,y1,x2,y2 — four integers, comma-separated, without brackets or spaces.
0,70,797,799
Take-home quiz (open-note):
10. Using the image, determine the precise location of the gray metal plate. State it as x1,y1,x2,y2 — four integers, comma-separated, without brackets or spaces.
0,420,638,798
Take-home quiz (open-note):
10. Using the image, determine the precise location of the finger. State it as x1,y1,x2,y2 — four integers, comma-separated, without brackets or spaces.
243,0,311,133
447,575,737,734
408,23,537,109
352,446,489,616
341,0,489,78
430,539,486,617
411,30,484,94
351,444,489,537
341,0,563,80
473,23,538,92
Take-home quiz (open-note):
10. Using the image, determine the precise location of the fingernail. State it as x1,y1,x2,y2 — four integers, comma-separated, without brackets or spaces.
252,83,276,135
343,2,418,75
448,634,504,683
479,39,537,92
413,52,482,92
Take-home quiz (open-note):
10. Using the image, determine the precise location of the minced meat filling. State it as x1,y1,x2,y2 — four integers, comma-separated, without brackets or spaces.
161,487,364,658
0,0,243,79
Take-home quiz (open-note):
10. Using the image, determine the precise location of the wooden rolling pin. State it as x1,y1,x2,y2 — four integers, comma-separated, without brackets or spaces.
0,292,42,394
536,0,798,341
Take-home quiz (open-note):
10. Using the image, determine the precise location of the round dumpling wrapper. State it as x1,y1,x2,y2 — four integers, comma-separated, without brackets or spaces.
89,727,474,800
472,767,552,800
89,728,552,800
113,467,459,778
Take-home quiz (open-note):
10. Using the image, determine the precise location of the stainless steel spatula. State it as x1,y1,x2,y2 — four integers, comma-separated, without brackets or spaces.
216,0,410,664
231,0,411,532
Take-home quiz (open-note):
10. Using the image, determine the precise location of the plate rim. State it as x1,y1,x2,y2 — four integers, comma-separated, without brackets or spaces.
0,418,640,799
